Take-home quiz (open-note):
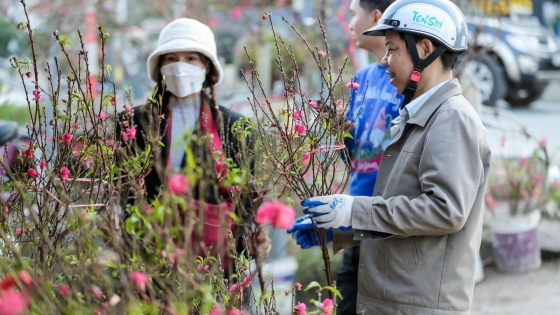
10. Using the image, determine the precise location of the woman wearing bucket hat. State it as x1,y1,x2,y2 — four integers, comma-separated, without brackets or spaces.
118,18,271,273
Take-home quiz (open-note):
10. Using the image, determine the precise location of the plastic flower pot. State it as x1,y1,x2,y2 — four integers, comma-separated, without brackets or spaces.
490,210,541,273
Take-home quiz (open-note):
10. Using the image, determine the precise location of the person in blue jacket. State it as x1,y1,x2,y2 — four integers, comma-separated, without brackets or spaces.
289,1,401,314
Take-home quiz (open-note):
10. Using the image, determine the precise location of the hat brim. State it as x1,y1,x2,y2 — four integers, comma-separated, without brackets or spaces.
147,38,223,85
363,24,396,36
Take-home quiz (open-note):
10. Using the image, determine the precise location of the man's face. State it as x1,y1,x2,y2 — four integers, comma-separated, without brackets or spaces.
349,0,374,49
382,30,414,94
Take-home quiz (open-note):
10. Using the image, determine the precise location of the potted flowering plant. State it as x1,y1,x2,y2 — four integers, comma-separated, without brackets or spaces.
485,135,551,272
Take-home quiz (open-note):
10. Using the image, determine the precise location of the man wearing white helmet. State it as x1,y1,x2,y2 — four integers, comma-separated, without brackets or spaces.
288,0,491,314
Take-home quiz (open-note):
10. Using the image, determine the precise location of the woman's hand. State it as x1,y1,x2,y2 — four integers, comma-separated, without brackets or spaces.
247,228,272,260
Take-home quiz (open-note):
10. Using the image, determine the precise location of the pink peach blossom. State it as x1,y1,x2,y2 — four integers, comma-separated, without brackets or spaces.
294,282,302,290
15,229,22,236
284,290,290,296
59,284,70,296
208,305,223,315
39,160,45,170
61,133,73,143
130,270,147,291
345,81,360,89
0,290,29,315
293,123,306,135
321,298,334,315
98,112,107,120
293,109,304,120
168,173,188,195
519,157,528,168
240,275,252,288
308,100,318,108
23,148,33,159
302,152,311,162
17,271,31,287
27,168,38,178
282,90,288,97
32,90,40,100
318,50,327,57
539,138,547,147
227,310,245,315
124,105,132,113
91,285,103,298
294,302,307,315
60,166,70,182
255,201,296,229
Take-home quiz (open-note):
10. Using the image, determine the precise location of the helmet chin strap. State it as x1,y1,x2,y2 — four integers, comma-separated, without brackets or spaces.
401,33,447,109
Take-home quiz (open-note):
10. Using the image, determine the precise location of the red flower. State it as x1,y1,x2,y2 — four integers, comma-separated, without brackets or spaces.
262,14,267,20
61,133,73,143
0,290,29,315
168,173,188,195
23,148,33,159
98,112,107,120
227,310,245,315
39,160,45,170
302,152,311,162
59,284,70,296
308,100,318,108
60,166,70,182
255,201,296,229
129,270,147,291
284,290,290,296
32,90,40,100
15,229,21,236
294,282,302,290
0,275,16,291
27,168,38,178
282,90,288,97
293,109,304,120
294,302,307,315
293,123,306,135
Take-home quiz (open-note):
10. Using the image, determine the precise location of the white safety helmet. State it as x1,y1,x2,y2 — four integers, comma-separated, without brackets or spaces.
363,0,469,106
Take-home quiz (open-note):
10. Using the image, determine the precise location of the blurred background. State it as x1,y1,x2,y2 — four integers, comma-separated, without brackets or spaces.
1,0,560,314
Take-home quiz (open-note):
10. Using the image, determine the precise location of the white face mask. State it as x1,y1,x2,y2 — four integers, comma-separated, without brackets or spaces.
160,62,206,98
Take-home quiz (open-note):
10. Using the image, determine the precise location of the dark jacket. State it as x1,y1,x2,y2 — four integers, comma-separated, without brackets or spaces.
117,92,254,206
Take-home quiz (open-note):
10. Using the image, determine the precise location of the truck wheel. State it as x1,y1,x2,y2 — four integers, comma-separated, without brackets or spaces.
462,54,507,106
505,84,547,108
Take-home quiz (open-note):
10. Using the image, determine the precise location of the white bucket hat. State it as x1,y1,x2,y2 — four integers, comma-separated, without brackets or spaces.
146,18,223,85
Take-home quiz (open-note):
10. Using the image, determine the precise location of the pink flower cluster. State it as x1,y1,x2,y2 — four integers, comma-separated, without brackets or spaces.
346,81,360,89
255,201,295,229
122,127,137,141
168,173,188,195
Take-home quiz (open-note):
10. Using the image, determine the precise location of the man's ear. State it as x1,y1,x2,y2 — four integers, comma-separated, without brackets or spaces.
370,9,383,25
419,38,436,59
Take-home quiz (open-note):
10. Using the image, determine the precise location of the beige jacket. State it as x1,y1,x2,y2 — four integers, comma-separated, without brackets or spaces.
334,79,491,315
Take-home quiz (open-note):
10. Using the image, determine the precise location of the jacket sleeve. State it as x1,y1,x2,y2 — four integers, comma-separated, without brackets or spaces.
351,109,487,237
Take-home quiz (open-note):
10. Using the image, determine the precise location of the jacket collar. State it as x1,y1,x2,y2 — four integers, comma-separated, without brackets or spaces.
406,78,462,128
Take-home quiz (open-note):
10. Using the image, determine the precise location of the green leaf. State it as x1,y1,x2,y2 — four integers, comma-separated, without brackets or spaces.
304,281,321,291
343,132,353,139
323,285,343,299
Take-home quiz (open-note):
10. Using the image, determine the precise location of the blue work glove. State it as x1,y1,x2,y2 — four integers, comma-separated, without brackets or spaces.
302,195,354,230
287,215,332,249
